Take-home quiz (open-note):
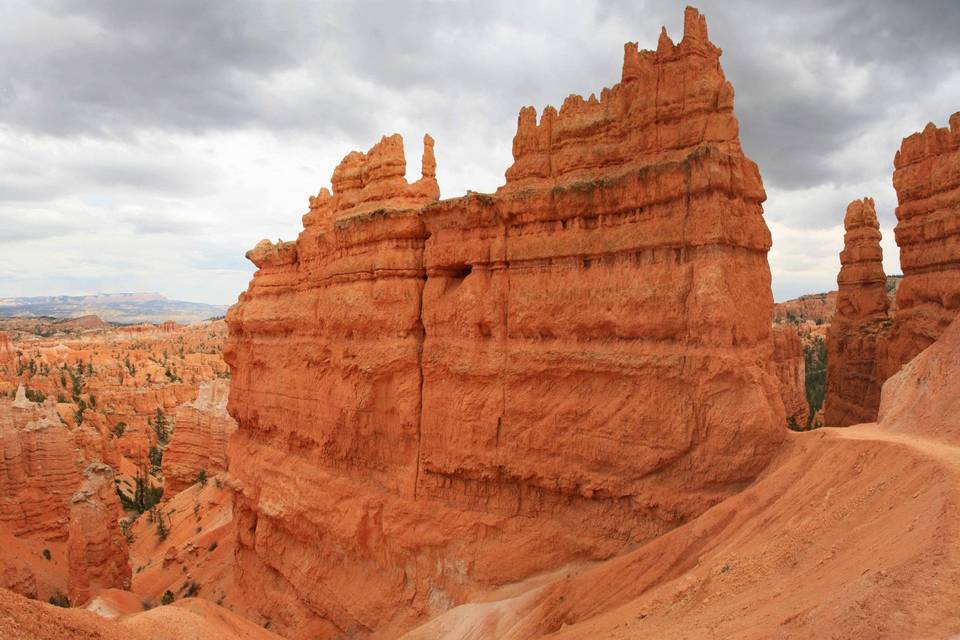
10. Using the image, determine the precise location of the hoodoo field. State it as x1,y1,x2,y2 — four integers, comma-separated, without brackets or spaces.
0,5,958,639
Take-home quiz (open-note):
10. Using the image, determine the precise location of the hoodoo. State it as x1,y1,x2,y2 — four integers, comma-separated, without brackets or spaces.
824,198,891,426
879,112,960,379
66,463,131,606
225,7,785,638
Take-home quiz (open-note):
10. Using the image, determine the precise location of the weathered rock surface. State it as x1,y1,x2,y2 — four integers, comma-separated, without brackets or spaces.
401,308,960,640
0,332,13,371
772,324,808,428
67,463,131,606
879,112,960,379
0,394,83,541
824,198,892,426
225,8,785,638
774,292,837,325
878,313,960,445
163,380,237,495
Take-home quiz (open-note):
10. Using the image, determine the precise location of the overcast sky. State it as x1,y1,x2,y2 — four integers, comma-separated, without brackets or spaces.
0,0,958,304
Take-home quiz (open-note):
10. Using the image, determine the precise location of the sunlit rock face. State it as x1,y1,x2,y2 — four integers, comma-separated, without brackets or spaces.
224,7,785,638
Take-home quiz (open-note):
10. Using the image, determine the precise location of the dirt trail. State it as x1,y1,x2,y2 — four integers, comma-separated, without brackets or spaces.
402,421,960,639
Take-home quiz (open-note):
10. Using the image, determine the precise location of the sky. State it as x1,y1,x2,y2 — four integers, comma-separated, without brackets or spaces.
0,1,958,305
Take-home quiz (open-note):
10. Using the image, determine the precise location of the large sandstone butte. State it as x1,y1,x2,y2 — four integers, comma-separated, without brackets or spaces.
225,7,785,638
824,198,891,426
878,111,960,380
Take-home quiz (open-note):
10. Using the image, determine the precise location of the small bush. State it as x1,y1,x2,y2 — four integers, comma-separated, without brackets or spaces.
184,581,201,598
208,541,218,552
196,469,207,487
161,590,175,605
48,591,70,608
112,422,127,438
41,548,51,561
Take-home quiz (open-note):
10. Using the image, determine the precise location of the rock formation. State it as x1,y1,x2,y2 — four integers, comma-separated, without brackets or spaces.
879,112,960,379
0,332,13,371
824,198,891,426
225,8,785,638
0,395,82,540
772,324,809,428
162,380,237,495
773,291,837,325
67,463,131,606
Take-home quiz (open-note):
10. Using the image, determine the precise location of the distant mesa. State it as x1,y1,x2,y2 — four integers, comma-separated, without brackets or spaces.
0,293,227,325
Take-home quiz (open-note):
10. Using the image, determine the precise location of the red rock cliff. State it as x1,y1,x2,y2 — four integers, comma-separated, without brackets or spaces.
824,198,891,426
772,324,809,428
879,112,960,379
225,7,785,638
162,380,236,495
0,391,83,541
67,463,130,606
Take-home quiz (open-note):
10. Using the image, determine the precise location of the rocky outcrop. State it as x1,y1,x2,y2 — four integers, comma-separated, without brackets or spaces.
772,324,808,428
162,380,237,495
824,198,892,426
225,8,785,638
878,112,960,379
773,292,837,325
0,333,13,371
0,394,83,541
67,463,130,606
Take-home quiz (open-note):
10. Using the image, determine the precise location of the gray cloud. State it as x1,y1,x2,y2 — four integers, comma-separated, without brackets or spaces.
0,0,957,303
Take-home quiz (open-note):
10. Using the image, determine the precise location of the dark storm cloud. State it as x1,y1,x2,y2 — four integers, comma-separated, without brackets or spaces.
0,0,958,303
0,0,314,136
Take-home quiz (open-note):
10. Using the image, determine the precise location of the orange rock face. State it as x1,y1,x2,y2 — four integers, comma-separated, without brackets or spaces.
879,112,960,378
772,324,809,428
773,292,837,325
67,463,131,606
0,390,83,541
824,198,892,426
162,380,236,495
0,332,13,371
225,7,785,638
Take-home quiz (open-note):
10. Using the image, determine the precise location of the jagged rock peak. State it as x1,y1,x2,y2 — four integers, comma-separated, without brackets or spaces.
300,133,440,233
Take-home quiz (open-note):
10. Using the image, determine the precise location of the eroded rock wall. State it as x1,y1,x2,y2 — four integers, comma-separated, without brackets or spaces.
67,463,130,606
772,324,808,428
824,198,891,426
225,8,785,638
163,380,237,495
879,112,960,379
0,391,83,541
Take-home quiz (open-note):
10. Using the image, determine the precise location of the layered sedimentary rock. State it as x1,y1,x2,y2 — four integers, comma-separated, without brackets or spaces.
772,324,808,428
226,8,785,638
0,332,13,371
879,112,960,379
773,292,837,325
0,393,83,541
67,463,130,606
163,380,237,495
824,198,891,426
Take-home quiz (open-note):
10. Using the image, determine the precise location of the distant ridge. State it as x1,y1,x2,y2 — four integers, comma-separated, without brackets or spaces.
0,293,228,325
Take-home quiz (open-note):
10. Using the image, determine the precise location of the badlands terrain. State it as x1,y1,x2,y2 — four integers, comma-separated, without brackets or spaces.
1,6,959,639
